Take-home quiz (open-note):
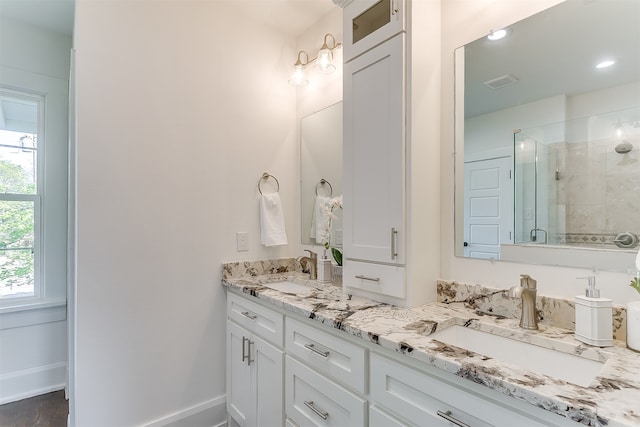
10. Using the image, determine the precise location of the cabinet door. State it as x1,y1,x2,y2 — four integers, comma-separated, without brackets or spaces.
227,321,252,427
344,33,405,265
343,0,405,61
253,334,285,427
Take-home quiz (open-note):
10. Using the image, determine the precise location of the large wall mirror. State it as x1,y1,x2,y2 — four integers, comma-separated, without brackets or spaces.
455,0,640,272
300,102,343,246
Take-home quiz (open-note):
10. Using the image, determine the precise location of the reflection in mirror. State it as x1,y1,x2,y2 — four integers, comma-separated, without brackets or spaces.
300,102,343,247
455,0,640,272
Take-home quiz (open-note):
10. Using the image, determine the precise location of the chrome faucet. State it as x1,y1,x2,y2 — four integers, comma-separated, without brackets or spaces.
508,274,539,330
298,250,318,280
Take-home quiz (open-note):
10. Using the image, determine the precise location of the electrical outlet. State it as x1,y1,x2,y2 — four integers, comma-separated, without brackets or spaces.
236,232,249,252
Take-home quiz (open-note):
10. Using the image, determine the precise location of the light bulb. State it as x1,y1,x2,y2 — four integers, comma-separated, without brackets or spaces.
315,47,335,73
288,64,308,86
596,60,615,69
488,29,507,41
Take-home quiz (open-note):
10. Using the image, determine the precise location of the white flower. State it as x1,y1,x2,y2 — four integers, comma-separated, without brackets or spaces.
636,247,640,271
320,195,343,248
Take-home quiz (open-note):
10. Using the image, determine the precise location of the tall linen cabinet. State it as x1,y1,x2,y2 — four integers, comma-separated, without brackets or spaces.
339,0,441,307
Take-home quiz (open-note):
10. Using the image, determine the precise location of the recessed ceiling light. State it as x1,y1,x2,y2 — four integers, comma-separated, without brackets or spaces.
596,60,615,69
487,29,508,41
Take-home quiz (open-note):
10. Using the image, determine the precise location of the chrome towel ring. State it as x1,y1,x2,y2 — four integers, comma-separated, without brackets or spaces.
258,172,280,195
315,179,333,196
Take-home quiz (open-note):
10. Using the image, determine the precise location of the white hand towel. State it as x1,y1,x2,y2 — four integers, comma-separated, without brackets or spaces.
310,195,330,241
260,192,288,246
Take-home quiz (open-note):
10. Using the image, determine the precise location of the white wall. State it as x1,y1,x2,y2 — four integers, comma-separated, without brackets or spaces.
0,17,70,404
74,1,306,425
441,0,639,304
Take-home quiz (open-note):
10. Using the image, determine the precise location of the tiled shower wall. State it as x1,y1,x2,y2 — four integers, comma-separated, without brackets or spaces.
549,134,639,248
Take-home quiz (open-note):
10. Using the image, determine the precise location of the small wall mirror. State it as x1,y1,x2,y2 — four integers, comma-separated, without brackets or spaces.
454,0,640,272
300,102,343,246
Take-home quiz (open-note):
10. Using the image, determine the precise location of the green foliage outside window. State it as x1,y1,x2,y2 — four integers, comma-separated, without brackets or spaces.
0,160,36,291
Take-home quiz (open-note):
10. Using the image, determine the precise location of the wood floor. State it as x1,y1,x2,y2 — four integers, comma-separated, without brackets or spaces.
0,391,68,427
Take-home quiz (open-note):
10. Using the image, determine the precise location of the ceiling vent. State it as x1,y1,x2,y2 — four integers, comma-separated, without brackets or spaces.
484,74,519,89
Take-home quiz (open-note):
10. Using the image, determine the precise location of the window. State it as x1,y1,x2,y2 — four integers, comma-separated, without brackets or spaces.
0,90,43,300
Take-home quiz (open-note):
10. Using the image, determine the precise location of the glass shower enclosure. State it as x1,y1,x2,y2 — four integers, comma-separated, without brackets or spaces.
513,106,640,249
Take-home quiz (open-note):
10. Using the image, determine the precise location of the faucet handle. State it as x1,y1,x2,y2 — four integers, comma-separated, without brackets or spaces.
305,249,317,259
520,274,537,289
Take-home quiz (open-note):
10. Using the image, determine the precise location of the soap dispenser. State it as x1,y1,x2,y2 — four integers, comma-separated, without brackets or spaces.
316,254,333,284
574,276,613,347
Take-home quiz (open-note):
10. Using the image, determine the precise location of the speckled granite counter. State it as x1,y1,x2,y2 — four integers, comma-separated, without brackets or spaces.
222,260,640,427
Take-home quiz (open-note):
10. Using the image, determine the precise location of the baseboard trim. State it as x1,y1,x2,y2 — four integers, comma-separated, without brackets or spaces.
0,362,67,405
143,394,226,427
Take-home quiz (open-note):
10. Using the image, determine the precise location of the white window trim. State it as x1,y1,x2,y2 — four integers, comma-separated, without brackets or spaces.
0,67,69,327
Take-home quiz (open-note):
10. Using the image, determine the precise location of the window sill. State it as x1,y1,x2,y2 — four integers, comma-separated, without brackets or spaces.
0,300,67,330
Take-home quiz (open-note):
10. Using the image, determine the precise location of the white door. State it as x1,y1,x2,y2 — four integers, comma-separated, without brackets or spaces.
227,321,251,426
463,157,513,259
253,335,284,427
343,34,405,265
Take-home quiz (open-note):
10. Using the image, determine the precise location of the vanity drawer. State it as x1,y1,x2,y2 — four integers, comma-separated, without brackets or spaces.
370,353,546,427
285,317,367,394
227,292,284,347
286,356,367,427
343,259,405,298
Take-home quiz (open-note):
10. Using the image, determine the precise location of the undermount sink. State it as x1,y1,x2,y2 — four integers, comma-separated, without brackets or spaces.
429,325,605,387
262,281,315,294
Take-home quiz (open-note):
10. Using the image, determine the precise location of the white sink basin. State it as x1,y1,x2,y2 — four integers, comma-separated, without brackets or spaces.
262,281,315,294
429,325,605,387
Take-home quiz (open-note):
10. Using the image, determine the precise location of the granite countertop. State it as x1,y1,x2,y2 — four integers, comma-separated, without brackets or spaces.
222,270,640,427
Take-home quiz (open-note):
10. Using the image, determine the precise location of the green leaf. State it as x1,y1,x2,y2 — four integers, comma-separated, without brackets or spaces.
331,247,342,266
631,277,640,295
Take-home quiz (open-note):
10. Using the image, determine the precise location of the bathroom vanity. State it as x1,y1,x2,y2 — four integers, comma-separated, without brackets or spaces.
222,260,640,427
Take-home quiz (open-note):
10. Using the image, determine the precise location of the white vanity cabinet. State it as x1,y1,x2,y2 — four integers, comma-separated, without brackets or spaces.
226,290,579,427
341,0,440,307
343,0,406,61
343,33,407,301
226,293,284,427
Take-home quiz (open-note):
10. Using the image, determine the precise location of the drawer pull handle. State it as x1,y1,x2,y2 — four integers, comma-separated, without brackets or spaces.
304,343,330,358
304,401,329,420
241,311,257,320
355,275,380,282
437,410,470,427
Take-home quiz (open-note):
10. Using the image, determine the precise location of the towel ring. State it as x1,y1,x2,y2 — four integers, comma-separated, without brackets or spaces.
315,179,333,197
258,172,280,195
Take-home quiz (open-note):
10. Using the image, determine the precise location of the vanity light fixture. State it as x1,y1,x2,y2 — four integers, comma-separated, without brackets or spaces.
288,51,310,86
315,33,339,73
289,33,342,86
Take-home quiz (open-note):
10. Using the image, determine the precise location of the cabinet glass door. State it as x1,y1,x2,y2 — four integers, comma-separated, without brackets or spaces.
353,0,391,44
